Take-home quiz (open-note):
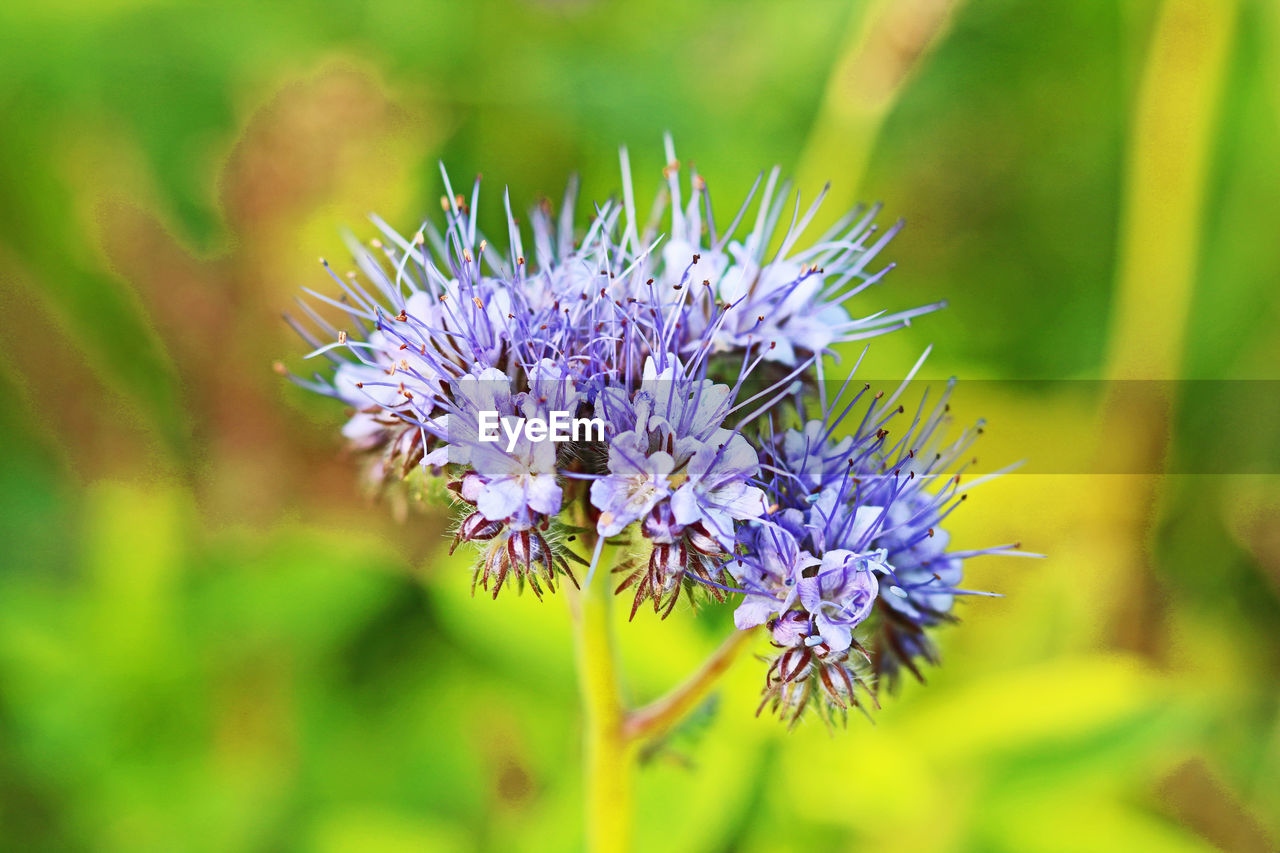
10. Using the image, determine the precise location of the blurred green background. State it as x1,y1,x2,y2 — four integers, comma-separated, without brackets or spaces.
2,0,1279,850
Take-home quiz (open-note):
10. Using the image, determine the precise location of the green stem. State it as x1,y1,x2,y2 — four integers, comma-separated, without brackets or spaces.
623,628,755,743
573,542,633,853
569,536,759,850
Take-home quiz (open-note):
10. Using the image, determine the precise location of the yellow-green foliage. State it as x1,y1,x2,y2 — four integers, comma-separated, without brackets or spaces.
1,0,1278,850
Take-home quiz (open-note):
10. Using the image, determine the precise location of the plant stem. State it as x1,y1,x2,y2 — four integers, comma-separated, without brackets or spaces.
570,535,759,850
623,628,756,743
573,542,633,853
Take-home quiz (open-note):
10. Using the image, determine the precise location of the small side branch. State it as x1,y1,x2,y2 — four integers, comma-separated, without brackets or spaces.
622,629,757,743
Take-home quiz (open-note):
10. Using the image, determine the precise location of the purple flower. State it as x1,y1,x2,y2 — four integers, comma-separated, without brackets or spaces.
731,526,815,630
807,494,884,556
746,374,1033,706
671,434,767,548
468,439,561,528
875,492,963,619
590,432,675,537
432,367,560,529
592,361,749,524
796,550,881,652
284,137,1029,732
777,421,855,494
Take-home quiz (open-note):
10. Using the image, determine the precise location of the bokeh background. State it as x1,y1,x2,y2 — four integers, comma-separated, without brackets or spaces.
2,0,1279,850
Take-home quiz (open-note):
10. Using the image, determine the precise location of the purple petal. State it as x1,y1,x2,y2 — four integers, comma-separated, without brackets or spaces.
524,474,563,516
476,477,524,521
734,594,779,630
816,613,853,652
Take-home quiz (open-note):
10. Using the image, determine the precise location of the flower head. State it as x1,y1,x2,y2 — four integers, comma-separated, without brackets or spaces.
285,137,1029,730
747,373,1032,718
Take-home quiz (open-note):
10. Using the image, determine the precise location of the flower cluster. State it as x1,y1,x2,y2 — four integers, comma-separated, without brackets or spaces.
285,138,1027,726
729,371,1027,725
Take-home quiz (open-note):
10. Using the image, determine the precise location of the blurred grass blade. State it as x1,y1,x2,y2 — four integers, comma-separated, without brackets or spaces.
1096,0,1237,654
1104,0,1238,383
796,0,965,207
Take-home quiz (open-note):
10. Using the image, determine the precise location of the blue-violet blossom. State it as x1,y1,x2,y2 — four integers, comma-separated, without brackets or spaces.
284,137,1032,726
